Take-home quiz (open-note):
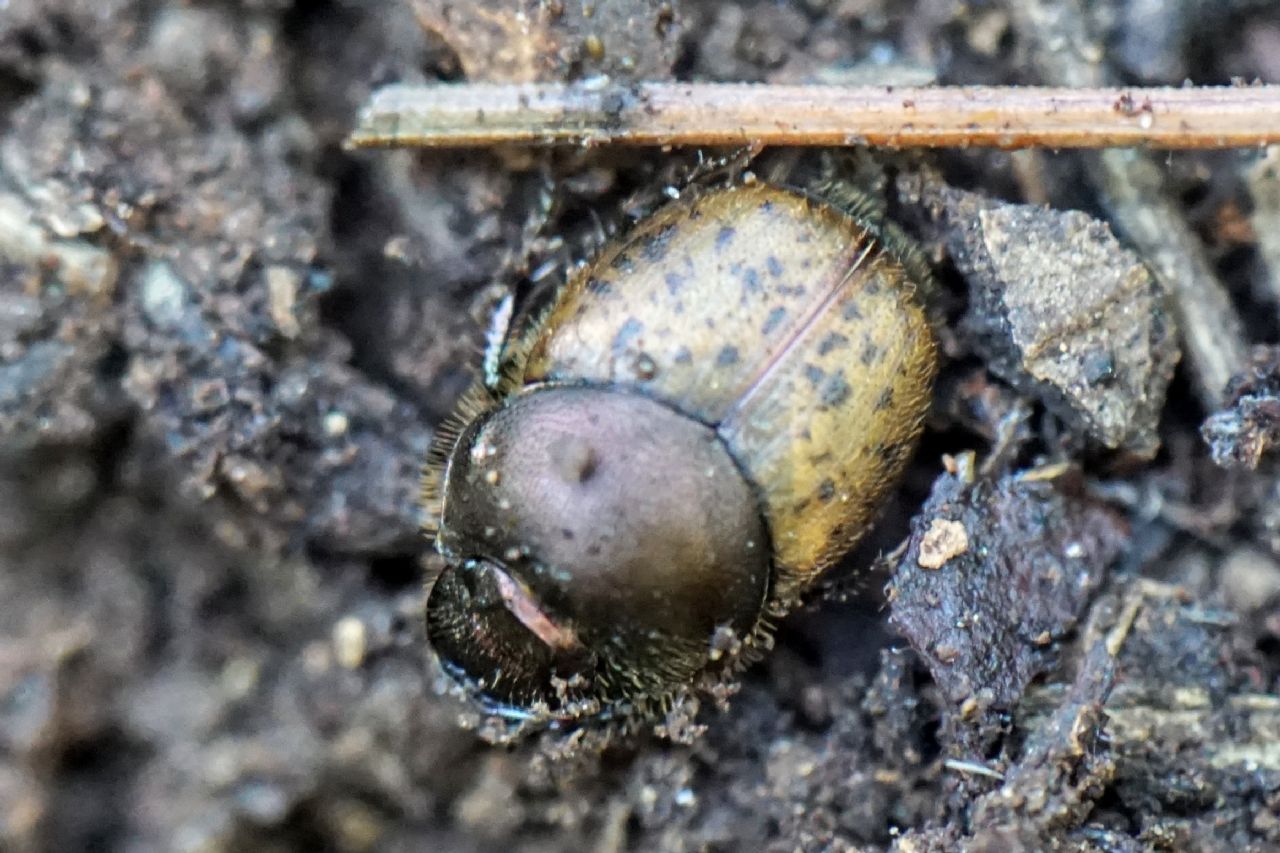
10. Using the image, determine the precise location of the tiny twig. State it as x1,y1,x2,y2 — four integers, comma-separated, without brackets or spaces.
943,758,1007,781
1247,148,1280,315
1098,148,1248,406
350,82,1280,151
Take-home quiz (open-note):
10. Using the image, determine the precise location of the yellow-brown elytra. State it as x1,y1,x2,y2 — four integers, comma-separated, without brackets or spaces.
423,181,937,733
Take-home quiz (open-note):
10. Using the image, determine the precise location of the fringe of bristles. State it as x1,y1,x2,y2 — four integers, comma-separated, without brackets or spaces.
420,380,498,540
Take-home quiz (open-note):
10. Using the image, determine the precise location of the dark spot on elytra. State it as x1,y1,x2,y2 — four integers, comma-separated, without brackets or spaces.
778,284,806,298
673,346,693,364
586,276,613,295
864,279,881,295
817,332,849,356
889,441,912,465
817,479,836,503
761,306,787,335
640,224,677,262
561,528,575,540
821,372,852,407
860,341,880,366
715,225,736,250
759,200,775,214
664,271,686,295
803,364,825,387
876,441,911,467
716,345,740,367
842,300,864,321
875,386,894,411
612,317,643,357
766,255,783,277
633,352,658,380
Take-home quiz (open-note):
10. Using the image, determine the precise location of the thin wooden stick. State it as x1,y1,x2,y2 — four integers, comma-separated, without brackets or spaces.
349,82,1280,150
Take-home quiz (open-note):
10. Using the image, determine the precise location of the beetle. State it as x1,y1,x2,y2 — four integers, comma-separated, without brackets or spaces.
423,180,937,732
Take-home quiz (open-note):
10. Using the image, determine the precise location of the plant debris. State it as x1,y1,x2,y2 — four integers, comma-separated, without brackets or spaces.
1202,345,1280,469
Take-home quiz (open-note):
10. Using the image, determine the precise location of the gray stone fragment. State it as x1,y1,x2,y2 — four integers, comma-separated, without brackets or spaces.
943,189,1180,457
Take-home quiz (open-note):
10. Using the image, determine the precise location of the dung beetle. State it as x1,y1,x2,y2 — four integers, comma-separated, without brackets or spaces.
423,181,937,731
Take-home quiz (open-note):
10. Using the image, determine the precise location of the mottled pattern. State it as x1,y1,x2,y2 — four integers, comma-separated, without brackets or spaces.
719,257,935,586
524,186,872,423
523,185,937,594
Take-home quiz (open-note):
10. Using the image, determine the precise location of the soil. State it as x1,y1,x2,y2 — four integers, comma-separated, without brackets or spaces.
3,1,1280,851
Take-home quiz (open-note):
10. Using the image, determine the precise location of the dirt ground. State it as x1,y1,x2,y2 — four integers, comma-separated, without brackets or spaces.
4,1,1280,851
